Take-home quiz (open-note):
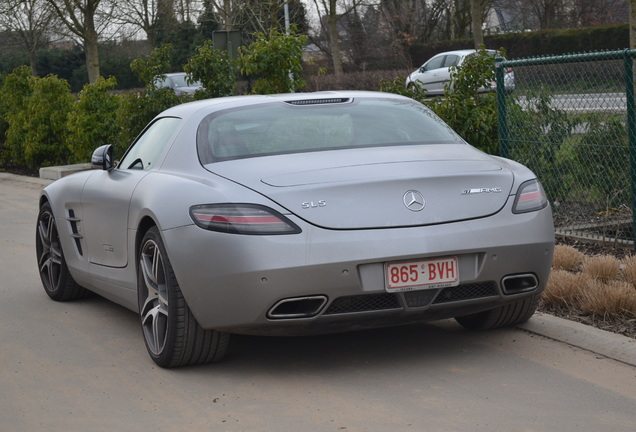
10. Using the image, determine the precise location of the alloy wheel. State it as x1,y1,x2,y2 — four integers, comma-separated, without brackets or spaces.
37,209,63,292
139,239,169,356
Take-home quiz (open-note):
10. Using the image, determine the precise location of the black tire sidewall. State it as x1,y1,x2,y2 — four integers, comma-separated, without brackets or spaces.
36,202,77,300
138,226,186,366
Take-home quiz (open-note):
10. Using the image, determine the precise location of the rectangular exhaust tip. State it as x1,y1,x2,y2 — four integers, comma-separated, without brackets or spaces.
267,296,328,319
502,274,539,295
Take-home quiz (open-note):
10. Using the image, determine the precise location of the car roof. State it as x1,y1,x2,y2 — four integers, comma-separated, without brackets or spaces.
437,49,477,56
157,90,413,118
434,49,497,57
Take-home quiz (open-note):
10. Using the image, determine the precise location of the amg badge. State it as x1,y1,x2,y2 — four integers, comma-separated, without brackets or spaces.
461,187,503,195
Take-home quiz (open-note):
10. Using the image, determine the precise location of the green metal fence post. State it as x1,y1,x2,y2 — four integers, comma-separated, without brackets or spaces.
624,49,636,251
495,57,509,158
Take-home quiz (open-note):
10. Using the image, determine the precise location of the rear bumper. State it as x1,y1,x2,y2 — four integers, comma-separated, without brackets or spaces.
163,203,554,335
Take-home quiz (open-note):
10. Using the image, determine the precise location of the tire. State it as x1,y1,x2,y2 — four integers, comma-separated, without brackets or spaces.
36,202,88,301
454,293,540,331
138,226,230,368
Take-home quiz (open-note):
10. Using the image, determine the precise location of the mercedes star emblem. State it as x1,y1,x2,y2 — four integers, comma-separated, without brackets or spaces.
403,190,425,212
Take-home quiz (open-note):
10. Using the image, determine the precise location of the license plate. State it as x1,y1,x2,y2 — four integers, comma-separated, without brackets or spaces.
385,257,459,292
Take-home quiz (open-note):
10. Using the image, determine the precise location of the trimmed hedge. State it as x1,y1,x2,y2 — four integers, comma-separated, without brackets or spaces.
409,24,629,66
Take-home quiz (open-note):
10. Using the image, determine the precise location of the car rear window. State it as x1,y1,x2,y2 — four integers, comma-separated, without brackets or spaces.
197,98,463,162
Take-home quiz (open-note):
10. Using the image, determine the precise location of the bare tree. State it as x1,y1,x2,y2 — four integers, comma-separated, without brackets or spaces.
115,0,160,45
238,0,307,36
115,0,208,47
46,0,117,83
567,0,627,27
472,0,484,47
310,0,369,76
374,0,451,67
197,0,246,31
0,0,56,75
489,0,626,31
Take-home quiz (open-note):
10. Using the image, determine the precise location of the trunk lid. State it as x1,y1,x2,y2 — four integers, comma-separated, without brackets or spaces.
206,144,514,229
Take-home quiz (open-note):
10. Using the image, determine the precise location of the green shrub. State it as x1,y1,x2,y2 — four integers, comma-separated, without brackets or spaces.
0,74,6,160
115,88,181,153
426,48,500,155
67,76,121,162
506,89,579,202
239,29,307,94
308,69,410,92
408,24,629,67
381,48,501,155
12,74,74,169
379,76,428,100
0,66,34,166
184,40,237,99
131,44,175,87
574,115,628,206
117,44,183,153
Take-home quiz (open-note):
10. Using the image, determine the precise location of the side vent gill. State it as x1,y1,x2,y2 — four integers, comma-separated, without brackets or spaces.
67,209,83,256
285,98,350,106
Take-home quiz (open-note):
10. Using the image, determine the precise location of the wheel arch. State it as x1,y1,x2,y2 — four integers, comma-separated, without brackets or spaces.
135,216,158,268
39,194,50,208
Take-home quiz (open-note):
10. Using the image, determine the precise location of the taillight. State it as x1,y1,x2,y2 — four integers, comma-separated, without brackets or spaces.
190,204,301,235
512,179,548,214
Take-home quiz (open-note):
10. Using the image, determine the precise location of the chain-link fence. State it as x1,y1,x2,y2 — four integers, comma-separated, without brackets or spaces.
496,50,636,249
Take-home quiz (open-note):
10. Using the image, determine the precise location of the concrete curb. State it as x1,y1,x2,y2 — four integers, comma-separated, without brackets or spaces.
518,312,636,367
0,172,53,186
39,163,91,180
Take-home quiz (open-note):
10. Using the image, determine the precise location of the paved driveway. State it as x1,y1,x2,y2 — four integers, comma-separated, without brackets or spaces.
1,174,635,432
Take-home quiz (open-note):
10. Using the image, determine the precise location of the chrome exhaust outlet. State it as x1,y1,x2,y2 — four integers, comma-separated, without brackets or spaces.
501,274,539,295
267,296,328,319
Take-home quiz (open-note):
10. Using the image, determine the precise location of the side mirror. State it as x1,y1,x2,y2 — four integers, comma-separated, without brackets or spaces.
91,144,115,171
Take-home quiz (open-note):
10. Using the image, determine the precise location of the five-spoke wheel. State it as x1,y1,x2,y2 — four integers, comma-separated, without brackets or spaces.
36,202,86,301
139,235,169,357
138,226,229,367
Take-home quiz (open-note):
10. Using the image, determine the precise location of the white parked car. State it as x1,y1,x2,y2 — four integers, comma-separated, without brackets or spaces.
154,72,202,96
406,49,515,96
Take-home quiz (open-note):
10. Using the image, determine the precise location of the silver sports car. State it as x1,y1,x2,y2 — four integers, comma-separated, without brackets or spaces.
36,91,554,368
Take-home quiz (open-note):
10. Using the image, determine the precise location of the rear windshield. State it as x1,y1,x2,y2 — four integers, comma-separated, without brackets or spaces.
197,98,462,163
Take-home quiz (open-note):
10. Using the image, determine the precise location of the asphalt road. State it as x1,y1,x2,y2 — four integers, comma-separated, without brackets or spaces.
1,173,636,432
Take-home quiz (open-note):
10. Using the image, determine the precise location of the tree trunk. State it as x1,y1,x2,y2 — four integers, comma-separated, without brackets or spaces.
471,0,483,49
29,50,38,76
327,0,343,76
631,0,636,49
46,0,102,83
84,29,100,83
224,0,232,30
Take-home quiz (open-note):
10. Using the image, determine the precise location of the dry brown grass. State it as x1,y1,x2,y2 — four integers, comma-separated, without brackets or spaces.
543,270,585,308
580,255,621,282
620,256,636,287
552,245,584,271
579,280,636,319
545,246,636,323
